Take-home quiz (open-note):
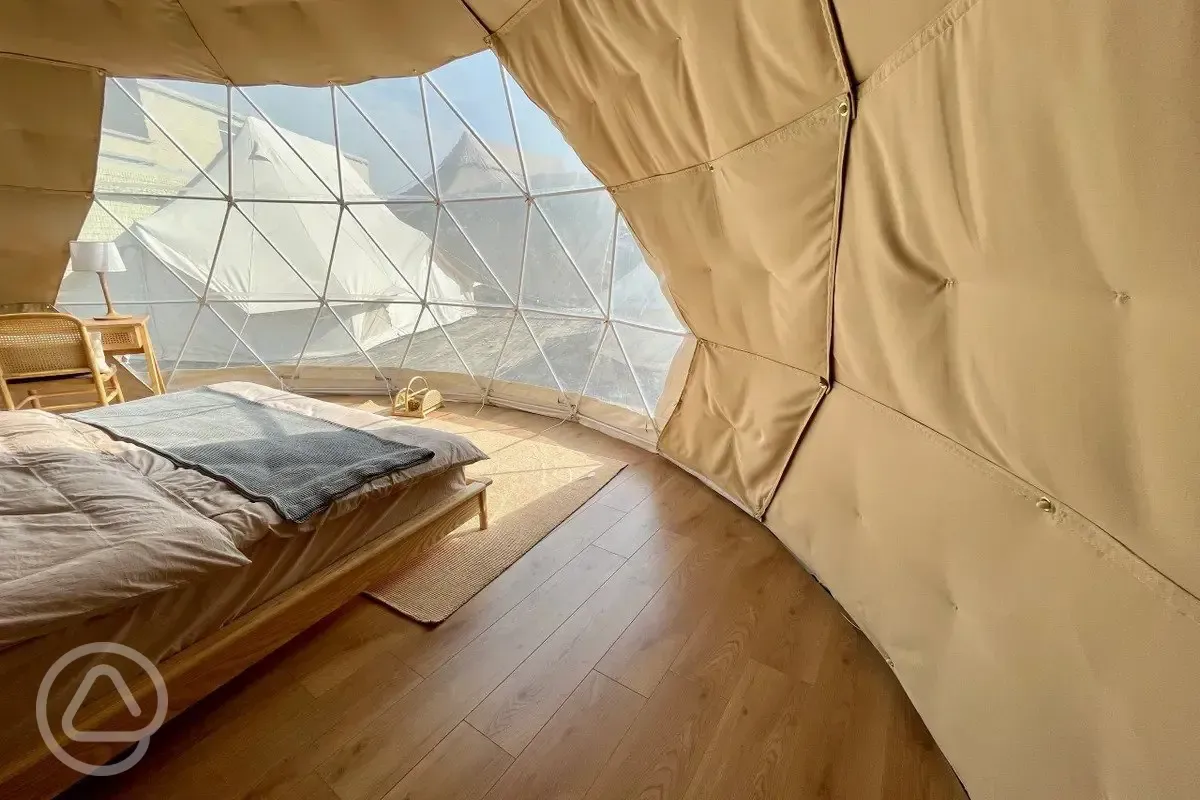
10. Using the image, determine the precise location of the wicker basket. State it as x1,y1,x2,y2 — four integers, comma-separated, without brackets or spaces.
391,376,443,419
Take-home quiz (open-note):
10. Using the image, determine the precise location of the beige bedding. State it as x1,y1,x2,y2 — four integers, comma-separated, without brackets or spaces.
0,464,468,760
0,382,486,762
0,381,485,648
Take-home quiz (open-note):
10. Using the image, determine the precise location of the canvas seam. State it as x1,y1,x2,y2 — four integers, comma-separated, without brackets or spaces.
170,1,226,81
758,378,829,519
492,0,555,36
457,0,494,34
689,339,825,383
659,341,827,519
760,0,853,521
835,380,1200,624
609,97,844,194
821,105,851,380
0,184,92,196
858,0,983,97
0,50,104,74
818,0,856,99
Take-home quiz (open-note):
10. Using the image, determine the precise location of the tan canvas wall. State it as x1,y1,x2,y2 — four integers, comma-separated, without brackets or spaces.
178,0,485,85
833,0,1200,597
0,1,222,81
611,100,847,374
0,56,101,302
658,341,825,516
767,385,1200,800
829,0,951,80
493,0,851,507
491,0,1200,795
0,0,1197,796
0,1,486,85
492,0,845,186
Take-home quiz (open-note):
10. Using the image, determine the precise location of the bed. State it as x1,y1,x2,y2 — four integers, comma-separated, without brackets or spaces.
0,382,489,799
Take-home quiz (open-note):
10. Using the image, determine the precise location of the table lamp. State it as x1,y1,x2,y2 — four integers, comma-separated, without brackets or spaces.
69,241,131,320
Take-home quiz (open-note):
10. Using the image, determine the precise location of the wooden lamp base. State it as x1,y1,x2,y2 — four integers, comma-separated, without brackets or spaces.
95,272,132,320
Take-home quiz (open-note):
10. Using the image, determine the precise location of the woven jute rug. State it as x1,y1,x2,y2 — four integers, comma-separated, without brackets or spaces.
365,413,624,623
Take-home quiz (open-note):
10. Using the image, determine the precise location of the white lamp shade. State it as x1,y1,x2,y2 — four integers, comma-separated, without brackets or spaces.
69,241,127,274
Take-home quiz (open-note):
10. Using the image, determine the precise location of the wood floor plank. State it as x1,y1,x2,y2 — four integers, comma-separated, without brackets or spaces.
400,501,627,677
467,531,695,754
318,546,625,800
594,525,754,696
248,772,340,800
584,670,730,800
591,460,675,512
482,672,645,800
241,655,425,799
827,637,894,800
81,647,425,800
80,654,315,799
282,598,427,696
380,723,512,800
668,546,787,697
763,624,880,800
745,557,840,685
882,680,968,800
680,659,799,800
593,471,714,557
67,403,964,800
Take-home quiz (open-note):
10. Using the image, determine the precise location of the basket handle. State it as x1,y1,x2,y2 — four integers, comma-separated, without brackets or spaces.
406,375,429,396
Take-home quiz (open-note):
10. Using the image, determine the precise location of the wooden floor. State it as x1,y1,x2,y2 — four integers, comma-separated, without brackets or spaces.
69,402,964,800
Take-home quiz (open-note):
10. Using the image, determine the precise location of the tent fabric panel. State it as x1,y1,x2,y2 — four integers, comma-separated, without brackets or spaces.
466,0,526,31
0,0,222,81
493,0,845,185
827,0,953,82
832,0,1200,596
613,101,845,375
0,188,93,305
659,341,825,517
0,57,102,194
766,384,1200,800
0,1,486,87
178,0,486,85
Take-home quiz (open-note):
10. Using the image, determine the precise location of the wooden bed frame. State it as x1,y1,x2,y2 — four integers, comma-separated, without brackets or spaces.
0,478,490,800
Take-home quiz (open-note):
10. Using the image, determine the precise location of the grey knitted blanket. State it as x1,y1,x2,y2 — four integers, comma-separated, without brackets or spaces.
70,387,433,522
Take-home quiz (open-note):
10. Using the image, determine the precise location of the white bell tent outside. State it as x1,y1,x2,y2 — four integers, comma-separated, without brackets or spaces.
57,50,691,446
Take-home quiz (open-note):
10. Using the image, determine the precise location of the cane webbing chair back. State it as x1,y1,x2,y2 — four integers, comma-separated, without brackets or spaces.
0,313,122,412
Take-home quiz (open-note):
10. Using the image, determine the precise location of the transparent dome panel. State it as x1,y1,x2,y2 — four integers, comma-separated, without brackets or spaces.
66,64,689,442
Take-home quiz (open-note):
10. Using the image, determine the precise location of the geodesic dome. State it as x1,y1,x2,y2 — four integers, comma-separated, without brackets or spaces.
55,60,692,444
1,1,1198,798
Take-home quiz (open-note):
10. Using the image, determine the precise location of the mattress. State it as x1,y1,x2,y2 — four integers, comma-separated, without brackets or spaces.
0,382,485,762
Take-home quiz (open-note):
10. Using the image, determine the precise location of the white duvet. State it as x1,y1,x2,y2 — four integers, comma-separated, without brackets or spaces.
0,410,249,647
0,382,485,648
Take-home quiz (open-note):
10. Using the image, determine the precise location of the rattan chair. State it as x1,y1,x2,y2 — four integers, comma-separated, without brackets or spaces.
0,313,124,412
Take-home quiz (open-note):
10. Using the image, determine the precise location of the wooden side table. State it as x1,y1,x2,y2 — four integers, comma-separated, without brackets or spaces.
85,315,166,394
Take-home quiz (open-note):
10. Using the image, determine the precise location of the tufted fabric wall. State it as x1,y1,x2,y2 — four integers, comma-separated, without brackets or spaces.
0,0,1198,796
488,0,1200,796
491,0,853,512
0,0,486,85
0,55,102,302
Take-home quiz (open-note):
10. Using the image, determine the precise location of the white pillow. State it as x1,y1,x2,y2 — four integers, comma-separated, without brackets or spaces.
87,331,110,373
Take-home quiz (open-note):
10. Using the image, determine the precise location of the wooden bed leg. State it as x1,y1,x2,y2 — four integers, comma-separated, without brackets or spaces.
478,488,489,530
